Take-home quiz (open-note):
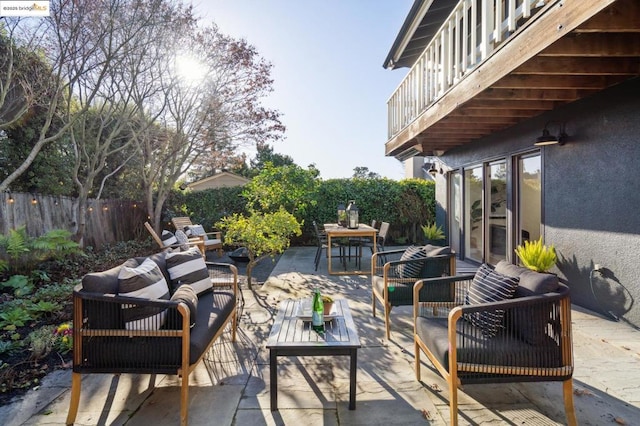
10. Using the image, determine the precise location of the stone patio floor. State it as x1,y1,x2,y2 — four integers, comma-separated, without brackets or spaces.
3,246,640,425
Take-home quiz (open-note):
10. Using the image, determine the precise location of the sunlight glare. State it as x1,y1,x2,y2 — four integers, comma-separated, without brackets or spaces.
175,54,208,85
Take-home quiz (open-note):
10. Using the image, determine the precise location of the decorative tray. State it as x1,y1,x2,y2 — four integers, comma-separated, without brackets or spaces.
295,303,338,322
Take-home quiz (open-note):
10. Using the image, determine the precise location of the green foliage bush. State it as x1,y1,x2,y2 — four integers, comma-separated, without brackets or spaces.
165,186,247,230
167,177,436,245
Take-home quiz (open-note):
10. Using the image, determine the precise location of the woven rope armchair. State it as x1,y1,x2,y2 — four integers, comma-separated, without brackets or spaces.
371,246,456,339
413,273,576,425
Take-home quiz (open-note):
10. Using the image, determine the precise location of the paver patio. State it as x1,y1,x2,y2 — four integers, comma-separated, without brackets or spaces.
3,246,640,425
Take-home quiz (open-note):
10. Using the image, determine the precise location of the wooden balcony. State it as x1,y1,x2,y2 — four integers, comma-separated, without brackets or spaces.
385,0,640,158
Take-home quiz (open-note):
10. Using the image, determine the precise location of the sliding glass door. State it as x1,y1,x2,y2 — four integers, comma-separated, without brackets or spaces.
464,166,483,262
454,152,541,265
487,161,507,264
517,154,541,245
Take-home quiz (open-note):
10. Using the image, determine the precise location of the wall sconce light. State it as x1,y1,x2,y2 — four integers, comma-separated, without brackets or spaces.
7,192,14,204
534,121,568,146
421,162,438,176
31,197,38,205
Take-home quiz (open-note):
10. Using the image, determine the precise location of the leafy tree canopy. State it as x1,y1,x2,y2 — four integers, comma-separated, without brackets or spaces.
242,162,320,222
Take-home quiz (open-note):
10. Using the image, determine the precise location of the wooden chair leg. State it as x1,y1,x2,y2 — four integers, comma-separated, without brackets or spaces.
372,292,377,318
66,372,81,425
448,376,458,426
180,373,189,426
231,310,237,342
563,378,578,426
414,340,421,380
385,304,391,340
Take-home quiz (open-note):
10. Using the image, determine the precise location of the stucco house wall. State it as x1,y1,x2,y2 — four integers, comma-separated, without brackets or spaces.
438,77,640,327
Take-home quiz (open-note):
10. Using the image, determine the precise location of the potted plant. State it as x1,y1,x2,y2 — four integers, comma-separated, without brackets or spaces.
514,238,557,272
322,295,334,315
421,222,446,245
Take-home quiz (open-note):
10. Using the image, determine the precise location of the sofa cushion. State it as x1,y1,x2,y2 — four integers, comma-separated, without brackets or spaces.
82,258,139,294
397,246,424,278
161,230,177,247
165,247,210,295
170,284,198,328
118,258,171,330
465,264,519,337
187,290,235,364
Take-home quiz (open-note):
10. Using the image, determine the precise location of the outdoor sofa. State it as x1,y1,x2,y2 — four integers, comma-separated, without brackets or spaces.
66,248,238,426
413,260,576,425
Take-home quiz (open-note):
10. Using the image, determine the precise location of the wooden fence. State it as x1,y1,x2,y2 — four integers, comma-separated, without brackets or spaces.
0,192,148,248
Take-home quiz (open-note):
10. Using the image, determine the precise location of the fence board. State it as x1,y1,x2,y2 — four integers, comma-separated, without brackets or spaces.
0,192,147,248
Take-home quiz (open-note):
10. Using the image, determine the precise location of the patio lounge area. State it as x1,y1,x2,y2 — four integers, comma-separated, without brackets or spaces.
3,246,640,425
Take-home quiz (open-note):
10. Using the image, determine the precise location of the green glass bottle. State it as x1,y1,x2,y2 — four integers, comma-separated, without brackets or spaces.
311,288,324,333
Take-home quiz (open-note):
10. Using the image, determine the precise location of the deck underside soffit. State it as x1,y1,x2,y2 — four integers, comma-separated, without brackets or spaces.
386,0,640,158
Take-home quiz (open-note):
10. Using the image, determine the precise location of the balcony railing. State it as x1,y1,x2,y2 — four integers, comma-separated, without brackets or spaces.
387,0,548,140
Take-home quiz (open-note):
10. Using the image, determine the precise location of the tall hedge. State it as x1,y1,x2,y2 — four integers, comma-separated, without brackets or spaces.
165,177,435,245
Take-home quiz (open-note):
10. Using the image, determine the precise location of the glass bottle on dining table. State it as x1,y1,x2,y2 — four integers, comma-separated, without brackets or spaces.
311,287,324,333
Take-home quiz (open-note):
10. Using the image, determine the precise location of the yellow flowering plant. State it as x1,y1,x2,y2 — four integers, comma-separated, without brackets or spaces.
54,322,73,354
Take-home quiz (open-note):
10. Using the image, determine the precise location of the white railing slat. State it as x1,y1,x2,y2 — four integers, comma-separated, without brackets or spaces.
387,0,544,141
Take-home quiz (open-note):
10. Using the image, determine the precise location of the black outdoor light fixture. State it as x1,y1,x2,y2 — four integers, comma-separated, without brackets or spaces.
534,121,569,146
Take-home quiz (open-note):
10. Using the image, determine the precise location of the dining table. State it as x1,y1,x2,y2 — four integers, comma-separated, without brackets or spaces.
323,223,377,275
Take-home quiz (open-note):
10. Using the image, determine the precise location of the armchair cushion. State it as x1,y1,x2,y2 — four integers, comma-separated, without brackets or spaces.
165,247,210,295
465,264,519,337
422,245,452,276
170,284,198,327
185,224,206,238
423,244,451,257
397,246,425,278
494,260,559,297
416,316,564,377
495,261,560,344
118,258,171,330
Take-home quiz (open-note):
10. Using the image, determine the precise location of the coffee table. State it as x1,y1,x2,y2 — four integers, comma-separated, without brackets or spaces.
266,299,361,411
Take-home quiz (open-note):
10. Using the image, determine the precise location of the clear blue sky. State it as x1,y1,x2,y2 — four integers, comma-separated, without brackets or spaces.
194,0,413,180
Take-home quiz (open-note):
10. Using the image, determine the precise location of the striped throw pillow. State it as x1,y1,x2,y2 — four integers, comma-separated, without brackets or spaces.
165,247,210,295
161,230,177,247
465,263,519,337
118,258,170,330
397,246,425,278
